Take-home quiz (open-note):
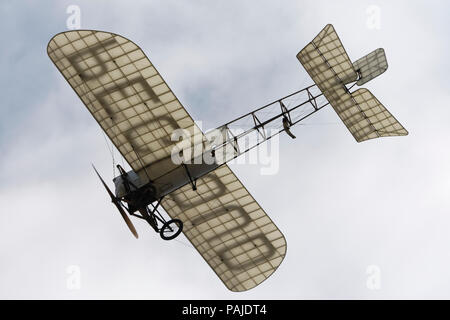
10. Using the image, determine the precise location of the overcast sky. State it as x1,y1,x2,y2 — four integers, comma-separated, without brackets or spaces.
1,0,450,299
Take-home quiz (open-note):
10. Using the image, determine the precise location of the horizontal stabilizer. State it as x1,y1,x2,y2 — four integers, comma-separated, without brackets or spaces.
340,89,408,142
297,24,358,92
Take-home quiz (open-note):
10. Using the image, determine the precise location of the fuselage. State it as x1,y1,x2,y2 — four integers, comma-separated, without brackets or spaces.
113,155,220,212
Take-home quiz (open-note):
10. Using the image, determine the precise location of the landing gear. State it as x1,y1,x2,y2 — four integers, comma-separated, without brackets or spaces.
131,198,183,241
106,165,183,240
160,219,183,240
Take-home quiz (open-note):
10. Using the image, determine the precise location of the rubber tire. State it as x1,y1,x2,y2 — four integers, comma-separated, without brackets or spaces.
160,219,183,240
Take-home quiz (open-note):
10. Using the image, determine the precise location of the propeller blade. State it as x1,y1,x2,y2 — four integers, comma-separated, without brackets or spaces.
92,165,139,239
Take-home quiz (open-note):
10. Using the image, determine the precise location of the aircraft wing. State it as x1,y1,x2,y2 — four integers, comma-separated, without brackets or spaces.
48,30,287,291
161,165,287,292
47,30,195,179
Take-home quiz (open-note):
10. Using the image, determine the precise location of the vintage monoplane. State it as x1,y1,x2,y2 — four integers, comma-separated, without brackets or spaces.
47,24,408,291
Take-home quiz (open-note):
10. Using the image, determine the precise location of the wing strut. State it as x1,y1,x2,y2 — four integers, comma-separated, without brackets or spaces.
181,163,197,191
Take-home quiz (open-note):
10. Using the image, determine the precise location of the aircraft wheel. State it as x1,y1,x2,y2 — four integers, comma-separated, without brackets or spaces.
160,219,183,240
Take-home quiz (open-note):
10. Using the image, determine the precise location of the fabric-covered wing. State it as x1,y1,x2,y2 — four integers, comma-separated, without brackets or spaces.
48,29,286,291
161,165,287,292
47,30,195,179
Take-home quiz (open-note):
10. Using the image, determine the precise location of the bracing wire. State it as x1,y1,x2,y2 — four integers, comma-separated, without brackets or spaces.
101,130,116,177
173,237,195,250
